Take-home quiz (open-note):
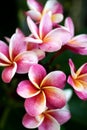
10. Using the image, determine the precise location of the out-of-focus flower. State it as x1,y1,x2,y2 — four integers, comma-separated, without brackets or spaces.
22,106,71,130
17,64,66,116
67,58,87,100
26,0,63,24
25,13,71,52
0,29,38,83
26,42,45,60
64,17,87,55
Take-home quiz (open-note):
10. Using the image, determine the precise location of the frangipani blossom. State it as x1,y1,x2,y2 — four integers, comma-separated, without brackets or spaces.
26,0,63,24
64,17,87,55
17,64,66,116
25,13,71,52
67,58,87,100
0,29,38,83
22,106,71,130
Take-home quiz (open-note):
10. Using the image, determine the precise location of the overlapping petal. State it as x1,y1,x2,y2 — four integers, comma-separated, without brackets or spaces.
14,51,38,74
9,29,26,60
17,80,39,98
2,62,17,83
28,64,46,87
47,108,71,125
24,91,46,116
22,113,44,129
41,71,66,89
39,114,60,130
43,86,66,109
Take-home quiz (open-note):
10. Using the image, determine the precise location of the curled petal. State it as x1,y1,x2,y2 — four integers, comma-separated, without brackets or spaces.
24,91,46,116
17,80,39,98
44,86,66,109
76,63,87,76
39,114,60,130
22,113,44,129
28,64,46,87
2,62,17,83
15,51,38,74
41,71,66,89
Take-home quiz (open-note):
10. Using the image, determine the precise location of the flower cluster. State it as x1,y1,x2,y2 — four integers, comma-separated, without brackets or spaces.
0,0,87,130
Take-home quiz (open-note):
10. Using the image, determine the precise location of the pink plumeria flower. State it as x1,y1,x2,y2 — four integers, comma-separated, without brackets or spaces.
25,13,71,52
64,17,87,55
67,58,87,100
26,0,63,24
0,29,38,83
17,64,66,116
22,105,71,130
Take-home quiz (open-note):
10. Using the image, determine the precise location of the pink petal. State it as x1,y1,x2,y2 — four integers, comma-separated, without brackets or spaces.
2,62,17,83
24,91,46,116
39,39,62,52
9,29,26,60
76,63,87,76
52,14,63,23
26,10,41,21
27,0,43,12
39,114,60,130
69,59,76,78
75,89,87,100
0,53,11,66
41,71,66,89
0,40,9,57
68,34,87,47
17,80,39,98
48,108,71,125
15,51,38,74
33,49,45,60
44,86,66,109
28,64,46,87
22,113,44,129
39,13,52,39
43,0,62,14
65,17,74,37
27,16,39,39
44,27,71,45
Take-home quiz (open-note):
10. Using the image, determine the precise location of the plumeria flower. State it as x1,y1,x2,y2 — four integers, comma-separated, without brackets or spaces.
22,105,71,130
17,64,66,116
0,29,38,83
25,13,71,52
67,58,87,100
26,0,63,24
64,17,87,55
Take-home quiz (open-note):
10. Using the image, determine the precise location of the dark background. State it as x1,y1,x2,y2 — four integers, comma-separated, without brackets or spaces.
0,0,87,130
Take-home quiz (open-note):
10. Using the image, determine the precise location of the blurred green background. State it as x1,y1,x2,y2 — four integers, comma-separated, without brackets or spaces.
0,0,87,130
